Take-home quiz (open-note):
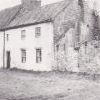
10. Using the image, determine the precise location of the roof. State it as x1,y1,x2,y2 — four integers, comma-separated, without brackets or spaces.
56,21,75,43
0,0,73,30
0,5,21,30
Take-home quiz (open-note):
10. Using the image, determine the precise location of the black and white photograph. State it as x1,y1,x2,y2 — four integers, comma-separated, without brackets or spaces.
0,0,100,99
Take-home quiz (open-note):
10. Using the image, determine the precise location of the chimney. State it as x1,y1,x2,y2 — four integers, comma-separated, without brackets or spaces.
21,0,41,10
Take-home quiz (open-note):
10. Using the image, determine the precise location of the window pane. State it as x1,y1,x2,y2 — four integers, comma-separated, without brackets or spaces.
35,27,41,37
21,49,26,63
21,30,26,40
36,49,42,63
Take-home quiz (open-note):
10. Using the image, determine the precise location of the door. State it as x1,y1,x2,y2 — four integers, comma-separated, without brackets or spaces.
6,51,11,69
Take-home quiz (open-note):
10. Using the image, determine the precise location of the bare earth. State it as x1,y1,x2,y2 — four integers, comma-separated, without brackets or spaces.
0,69,100,100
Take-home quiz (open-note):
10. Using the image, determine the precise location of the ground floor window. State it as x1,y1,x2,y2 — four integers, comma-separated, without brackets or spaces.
56,44,59,52
21,49,26,63
36,48,42,63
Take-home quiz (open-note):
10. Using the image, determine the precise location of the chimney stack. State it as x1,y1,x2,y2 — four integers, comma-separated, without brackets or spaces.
21,0,41,10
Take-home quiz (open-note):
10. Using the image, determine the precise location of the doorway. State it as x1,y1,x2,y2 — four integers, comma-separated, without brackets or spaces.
6,51,11,69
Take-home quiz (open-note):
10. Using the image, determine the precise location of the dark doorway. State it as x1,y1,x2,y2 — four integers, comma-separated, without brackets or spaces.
6,51,11,69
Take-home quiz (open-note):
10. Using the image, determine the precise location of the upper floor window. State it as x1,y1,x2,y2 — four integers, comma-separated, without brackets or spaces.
21,30,26,40
36,48,42,63
21,49,26,63
35,27,41,37
6,34,9,41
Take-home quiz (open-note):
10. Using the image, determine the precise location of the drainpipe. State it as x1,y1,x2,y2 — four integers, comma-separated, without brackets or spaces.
3,30,5,69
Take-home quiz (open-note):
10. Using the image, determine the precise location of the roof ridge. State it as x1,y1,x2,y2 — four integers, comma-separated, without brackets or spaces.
0,0,76,30
0,0,63,12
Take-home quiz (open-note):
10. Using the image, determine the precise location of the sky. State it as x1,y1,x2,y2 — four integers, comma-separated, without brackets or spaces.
0,0,62,10
0,0,100,11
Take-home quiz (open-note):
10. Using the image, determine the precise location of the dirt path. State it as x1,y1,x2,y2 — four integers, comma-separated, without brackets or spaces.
0,69,100,100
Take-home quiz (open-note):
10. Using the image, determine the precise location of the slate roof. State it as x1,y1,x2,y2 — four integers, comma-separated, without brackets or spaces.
0,5,21,30
0,0,74,30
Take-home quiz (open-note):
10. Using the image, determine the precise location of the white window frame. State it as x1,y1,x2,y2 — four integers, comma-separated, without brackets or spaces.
36,48,42,63
21,30,26,40
35,27,41,37
21,49,26,63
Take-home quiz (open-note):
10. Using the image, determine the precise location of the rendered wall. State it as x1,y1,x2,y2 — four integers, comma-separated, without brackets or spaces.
0,32,3,68
4,22,54,71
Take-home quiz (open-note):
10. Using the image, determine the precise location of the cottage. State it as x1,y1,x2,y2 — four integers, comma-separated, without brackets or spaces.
0,0,99,72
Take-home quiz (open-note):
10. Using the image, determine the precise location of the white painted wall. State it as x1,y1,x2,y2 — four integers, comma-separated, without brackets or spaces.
0,32,3,68
4,22,54,71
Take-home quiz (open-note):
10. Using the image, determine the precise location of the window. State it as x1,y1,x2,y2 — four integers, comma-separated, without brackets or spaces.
36,48,42,63
21,30,26,40
56,45,59,52
21,49,26,63
6,34,9,41
35,27,41,37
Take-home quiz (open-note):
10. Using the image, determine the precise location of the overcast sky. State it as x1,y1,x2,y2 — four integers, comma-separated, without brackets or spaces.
0,0,63,10
0,0,100,11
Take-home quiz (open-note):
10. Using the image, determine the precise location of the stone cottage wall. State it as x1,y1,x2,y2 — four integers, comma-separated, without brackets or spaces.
53,0,100,73
79,1,100,74
79,41,100,74
54,28,79,72
53,0,80,71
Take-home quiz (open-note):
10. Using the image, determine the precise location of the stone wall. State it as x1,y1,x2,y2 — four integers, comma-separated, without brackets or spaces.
54,28,79,72
79,41,100,74
53,0,100,73
79,1,100,74
53,0,81,72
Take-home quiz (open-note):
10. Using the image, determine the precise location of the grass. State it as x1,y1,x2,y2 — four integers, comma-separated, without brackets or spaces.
0,69,100,100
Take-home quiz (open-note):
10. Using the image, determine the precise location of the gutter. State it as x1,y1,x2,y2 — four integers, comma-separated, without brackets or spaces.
0,19,53,31
3,30,5,68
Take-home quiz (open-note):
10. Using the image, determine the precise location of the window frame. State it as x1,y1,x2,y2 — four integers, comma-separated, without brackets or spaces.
35,27,41,38
21,49,26,63
36,48,42,63
21,30,26,40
